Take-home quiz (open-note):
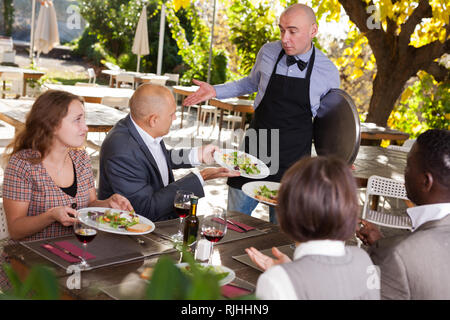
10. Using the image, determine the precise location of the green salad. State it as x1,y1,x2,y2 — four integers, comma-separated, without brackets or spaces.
89,209,139,230
222,151,261,175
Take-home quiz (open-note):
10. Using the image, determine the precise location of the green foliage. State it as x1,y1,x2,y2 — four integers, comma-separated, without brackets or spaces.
74,0,185,73
147,250,255,300
0,264,60,300
388,73,450,138
1,0,14,36
166,2,230,85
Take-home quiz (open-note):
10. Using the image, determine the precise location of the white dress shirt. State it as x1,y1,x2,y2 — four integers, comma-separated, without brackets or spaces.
406,202,450,231
255,240,346,300
130,115,204,186
214,41,340,117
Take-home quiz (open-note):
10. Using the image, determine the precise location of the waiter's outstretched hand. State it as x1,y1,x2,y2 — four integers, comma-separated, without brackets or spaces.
182,79,216,106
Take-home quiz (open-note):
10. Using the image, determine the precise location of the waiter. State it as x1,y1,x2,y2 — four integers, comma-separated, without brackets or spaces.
183,4,340,223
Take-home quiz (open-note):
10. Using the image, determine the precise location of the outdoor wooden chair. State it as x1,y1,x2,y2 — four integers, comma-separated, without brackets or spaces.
361,175,413,231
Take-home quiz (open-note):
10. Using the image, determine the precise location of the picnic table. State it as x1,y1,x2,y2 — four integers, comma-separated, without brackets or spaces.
0,99,127,133
44,84,134,104
0,66,45,97
101,70,169,88
3,211,291,300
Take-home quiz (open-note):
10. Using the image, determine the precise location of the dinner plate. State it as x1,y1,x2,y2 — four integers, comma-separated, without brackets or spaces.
214,149,270,179
242,181,280,206
176,263,236,286
77,207,155,235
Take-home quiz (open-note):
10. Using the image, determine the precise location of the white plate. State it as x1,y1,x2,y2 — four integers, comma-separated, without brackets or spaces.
176,263,236,286
242,181,280,206
214,149,270,179
77,207,155,235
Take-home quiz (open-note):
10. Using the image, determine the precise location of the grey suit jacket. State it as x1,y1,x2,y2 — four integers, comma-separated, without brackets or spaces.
281,246,380,300
98,115,204,221
369,214,450,300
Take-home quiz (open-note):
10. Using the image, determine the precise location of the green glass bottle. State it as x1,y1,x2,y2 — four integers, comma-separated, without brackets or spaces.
183,196,199,248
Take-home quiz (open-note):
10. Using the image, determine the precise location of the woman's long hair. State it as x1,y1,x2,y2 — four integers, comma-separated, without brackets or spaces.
3,90,84,164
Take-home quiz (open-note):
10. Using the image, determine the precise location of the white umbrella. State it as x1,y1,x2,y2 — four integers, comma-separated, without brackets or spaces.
33,0,59,61
132,6,150,73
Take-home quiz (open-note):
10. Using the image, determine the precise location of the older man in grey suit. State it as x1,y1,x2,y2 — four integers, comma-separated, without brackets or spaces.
98,84,239,222
358,129,450,300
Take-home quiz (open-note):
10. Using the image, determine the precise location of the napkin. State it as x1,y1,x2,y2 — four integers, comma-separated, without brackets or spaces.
215,218,255,233
221,284,252,298
41,241,96,263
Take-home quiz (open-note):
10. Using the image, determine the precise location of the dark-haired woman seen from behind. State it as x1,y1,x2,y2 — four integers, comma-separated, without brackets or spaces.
0,90,133,290
246,156,379,300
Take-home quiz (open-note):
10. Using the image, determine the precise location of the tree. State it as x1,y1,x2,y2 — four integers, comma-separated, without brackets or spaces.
76,0,185,73
314,0,449,126
166,0,231,84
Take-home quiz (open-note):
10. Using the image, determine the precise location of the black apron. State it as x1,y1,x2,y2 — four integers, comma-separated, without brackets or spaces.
227,47,315,189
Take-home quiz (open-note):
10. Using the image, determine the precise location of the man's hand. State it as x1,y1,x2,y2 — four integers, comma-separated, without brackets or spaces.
199,167,240,181
107,194,134,212
198,144,219,165
182,79,216,106
245,247,292,271
356,219,383,246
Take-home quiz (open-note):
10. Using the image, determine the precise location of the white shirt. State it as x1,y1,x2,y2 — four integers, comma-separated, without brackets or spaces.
406,203,450,231
255,240,346,300
130,115,204,186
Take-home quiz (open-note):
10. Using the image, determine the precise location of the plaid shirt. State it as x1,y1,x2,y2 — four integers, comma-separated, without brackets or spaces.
1,148,95,290
2,148,95,241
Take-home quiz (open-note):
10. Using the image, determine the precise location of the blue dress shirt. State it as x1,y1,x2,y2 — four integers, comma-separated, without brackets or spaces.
214,41,340,117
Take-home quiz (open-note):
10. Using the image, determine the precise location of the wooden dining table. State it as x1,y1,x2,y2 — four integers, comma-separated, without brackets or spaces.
44,84,134,104
351,145,407,187
0,66,45,97
0,98,127,133
101,70,169,88
3,211,291,300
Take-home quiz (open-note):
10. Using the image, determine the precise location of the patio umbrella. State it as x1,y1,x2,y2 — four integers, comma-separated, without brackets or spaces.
33,0,59,60
132,6,150,73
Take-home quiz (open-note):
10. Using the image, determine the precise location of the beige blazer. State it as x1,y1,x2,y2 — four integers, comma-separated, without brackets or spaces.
369,214,450,300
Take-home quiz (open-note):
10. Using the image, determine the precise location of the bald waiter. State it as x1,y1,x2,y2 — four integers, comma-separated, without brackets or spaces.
183,4,340,223
99,84,239,221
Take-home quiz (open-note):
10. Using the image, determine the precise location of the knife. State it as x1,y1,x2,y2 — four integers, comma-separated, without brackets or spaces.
218,217,248,233
45,241,85,263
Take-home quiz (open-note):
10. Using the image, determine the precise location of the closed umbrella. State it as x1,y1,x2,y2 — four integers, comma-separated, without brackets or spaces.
33,0,59,61
132,6,150,73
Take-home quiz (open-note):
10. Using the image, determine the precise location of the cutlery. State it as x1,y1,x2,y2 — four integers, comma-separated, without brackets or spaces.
128,235,145,246
46,241,86,264
218,217,248,233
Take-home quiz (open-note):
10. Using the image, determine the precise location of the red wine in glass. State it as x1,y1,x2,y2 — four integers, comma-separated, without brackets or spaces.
174,203,190,218
74,228,97,244
203,228,225,243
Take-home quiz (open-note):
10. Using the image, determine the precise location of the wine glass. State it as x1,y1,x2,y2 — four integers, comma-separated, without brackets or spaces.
201,207,227,264
73,212,98,270
172,190,194,243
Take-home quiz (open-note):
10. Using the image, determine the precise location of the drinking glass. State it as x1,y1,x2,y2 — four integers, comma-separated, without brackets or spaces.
201,207,227,264
172,190,194,242
73,212,98,270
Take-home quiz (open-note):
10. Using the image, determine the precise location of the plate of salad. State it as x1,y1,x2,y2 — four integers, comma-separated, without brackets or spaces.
242,181,280,206
77,207,155,235
176,263,235,286
214,149,270,179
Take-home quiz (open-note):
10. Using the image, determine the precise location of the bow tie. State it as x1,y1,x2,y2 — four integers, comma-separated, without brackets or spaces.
286,55,307,71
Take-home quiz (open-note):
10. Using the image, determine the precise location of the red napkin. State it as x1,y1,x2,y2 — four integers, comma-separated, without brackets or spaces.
212,218,255,233
41,241,96,263
221,284,252,298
